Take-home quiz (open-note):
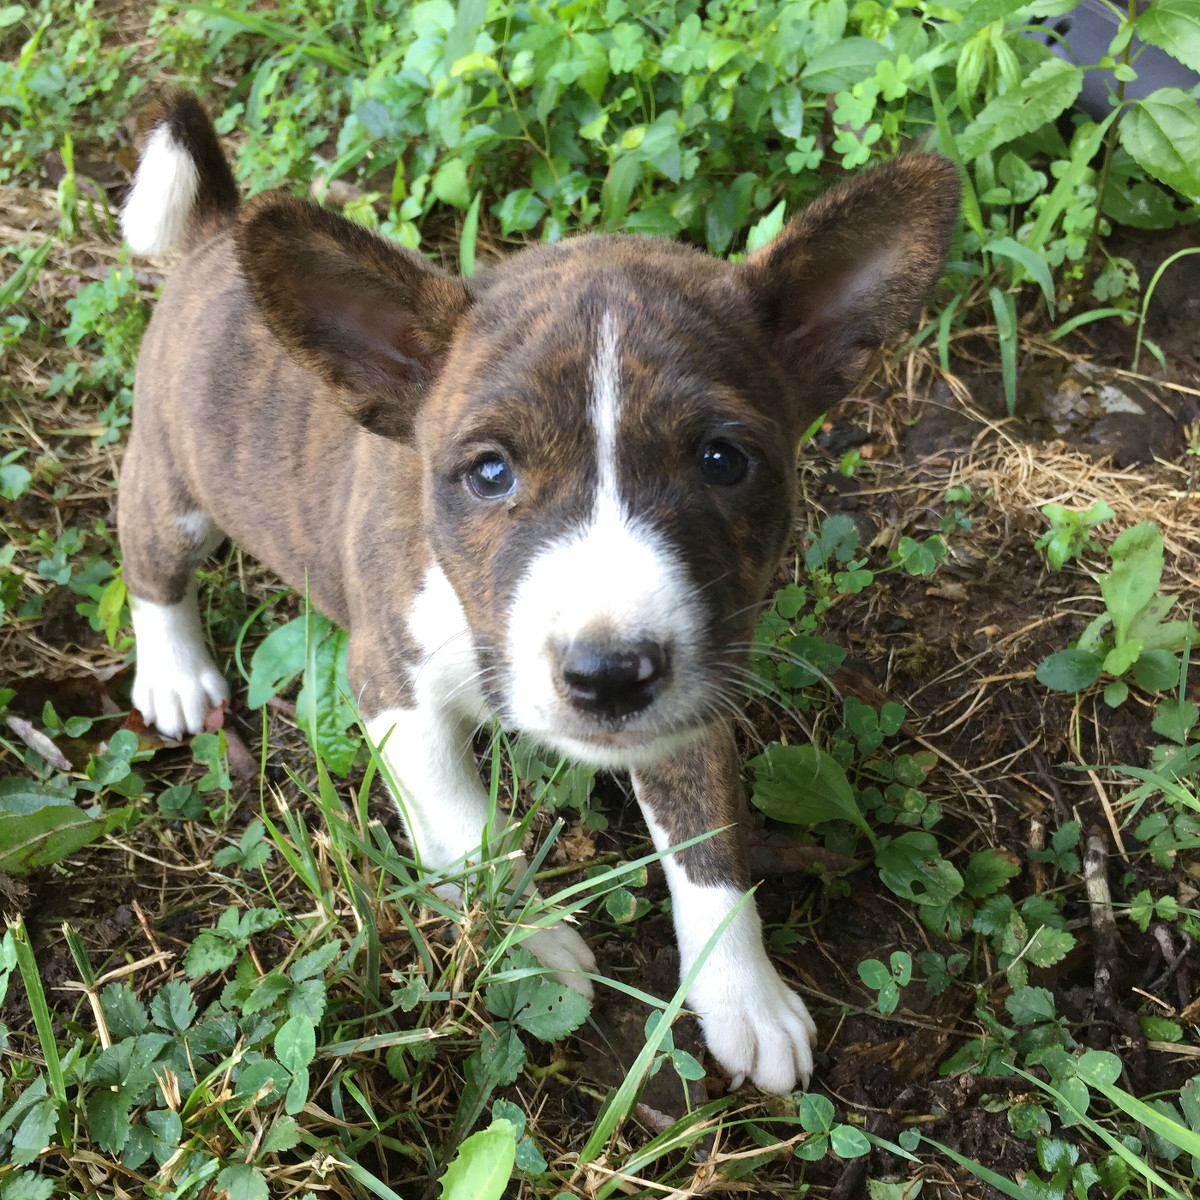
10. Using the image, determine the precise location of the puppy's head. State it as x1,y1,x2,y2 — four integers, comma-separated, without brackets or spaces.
238,158,960,768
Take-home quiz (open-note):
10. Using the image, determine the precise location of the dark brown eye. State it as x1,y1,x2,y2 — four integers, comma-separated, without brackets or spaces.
699,440,748,486
467,454,515,499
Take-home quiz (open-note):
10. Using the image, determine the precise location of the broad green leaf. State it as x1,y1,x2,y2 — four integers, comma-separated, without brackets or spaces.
432,157,471,209
1006,985,1056,1024
296,624,361,775
876,832,963,905
1151,698,1199,744
247,619,307,708
102,982,149,1038
748,743,872,841
1136,0,1200,72
1035,649,1104,692
1132,649,1179,691
963,848,1020,898
149,979,197,1033
1102,639,1143,677
184,931,238,977
800,1092,835,1132
1024,925,1075,967
830,1124,872,1158
291,941,342,981
260,1114,302,1155
439,1118,517,1200
87,1087,134,1154
858,959,891,989
513,979,590,1041
275,1015,316,1074
11,1099,57,1166
800,38,887,91
1120,90,1200,197
0,803,131,875
0,778,75,815
215,1163,269,1200
957,59,1082,160
1101,521,1163,642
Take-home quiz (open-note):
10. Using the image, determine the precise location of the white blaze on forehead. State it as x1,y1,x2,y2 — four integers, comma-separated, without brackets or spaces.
590,309,622,510
503,311,705,769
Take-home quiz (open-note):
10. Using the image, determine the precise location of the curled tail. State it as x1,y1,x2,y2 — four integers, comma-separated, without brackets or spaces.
121,91,239,257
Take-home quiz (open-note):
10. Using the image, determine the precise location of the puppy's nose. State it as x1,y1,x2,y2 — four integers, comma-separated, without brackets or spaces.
559,640,668,719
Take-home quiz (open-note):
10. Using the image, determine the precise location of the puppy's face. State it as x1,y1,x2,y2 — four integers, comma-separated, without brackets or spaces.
420,238,797,769
237,156,960,768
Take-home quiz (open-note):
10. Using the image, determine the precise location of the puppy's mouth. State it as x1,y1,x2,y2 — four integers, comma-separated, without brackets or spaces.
529,716,710,772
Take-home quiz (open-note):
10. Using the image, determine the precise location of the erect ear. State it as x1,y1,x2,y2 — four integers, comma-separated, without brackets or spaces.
737,155,960,424
235,194,472,439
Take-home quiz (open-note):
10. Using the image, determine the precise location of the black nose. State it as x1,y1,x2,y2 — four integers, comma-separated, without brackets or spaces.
559,640,668,719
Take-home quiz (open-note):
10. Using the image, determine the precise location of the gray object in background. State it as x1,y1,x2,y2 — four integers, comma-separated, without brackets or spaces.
1026,0,1199,119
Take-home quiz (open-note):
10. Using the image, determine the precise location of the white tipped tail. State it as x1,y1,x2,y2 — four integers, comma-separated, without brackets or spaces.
121,123,200,256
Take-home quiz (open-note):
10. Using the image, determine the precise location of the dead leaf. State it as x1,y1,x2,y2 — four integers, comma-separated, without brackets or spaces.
5,715,72,771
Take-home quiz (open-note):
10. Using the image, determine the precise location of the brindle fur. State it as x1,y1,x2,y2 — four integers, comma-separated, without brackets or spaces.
119,91,959,1088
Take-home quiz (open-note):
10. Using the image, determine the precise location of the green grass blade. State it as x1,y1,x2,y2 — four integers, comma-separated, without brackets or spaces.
9,917,67,1105
460,191,482,278
579,890,752,1164
1048,306,1131,341
0,240,52,307
989,286,1017,415
926,71,984,242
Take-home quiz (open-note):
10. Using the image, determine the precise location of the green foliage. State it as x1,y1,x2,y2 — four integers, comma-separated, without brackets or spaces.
1037,521,1198,719
1035,500,1114,570
439,1118,518,1200
858,950,911,1015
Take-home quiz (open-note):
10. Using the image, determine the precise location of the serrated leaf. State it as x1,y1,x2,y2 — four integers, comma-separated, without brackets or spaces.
145,1107,182,1146
439,1118,517,1200
1136,0,1200,72
290,941,342,981
260,1113,301,1155
1024,925,1075,967
184,931,238,977
149,979,197,1033
296,623,361,776
243,972,292,1015
11,1099,57,1166
287,977,327,1022
102,982,149,1038
748,743,871,840
514,979,590,1041
957,59,1082,160
1152,698,1199,744
2,1170,56,1200
216,1163,269,1200
87,1087,134,1154
1006,985,1056,1025
1120,89,1200,200
963,848,1021,898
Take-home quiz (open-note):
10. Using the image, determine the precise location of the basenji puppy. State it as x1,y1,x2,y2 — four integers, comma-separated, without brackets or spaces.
118,91,958,1094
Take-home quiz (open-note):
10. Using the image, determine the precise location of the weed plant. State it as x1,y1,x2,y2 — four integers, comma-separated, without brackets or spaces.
3,0,1200,1195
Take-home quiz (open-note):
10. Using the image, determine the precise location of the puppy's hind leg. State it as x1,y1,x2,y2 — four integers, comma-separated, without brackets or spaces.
118,436,229,740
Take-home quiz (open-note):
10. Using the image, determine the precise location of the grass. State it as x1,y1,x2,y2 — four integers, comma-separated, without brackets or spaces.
2,0,1200,1197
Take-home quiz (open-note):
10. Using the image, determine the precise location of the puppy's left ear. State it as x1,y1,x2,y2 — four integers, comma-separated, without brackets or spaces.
738,155,960,424
236,194,472,439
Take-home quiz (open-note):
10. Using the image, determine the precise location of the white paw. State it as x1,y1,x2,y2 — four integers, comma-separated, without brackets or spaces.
521,922,597,1000
690,964,816,1094
130,595,229,739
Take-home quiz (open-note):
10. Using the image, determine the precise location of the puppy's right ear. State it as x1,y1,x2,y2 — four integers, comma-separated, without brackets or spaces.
236,194,472,439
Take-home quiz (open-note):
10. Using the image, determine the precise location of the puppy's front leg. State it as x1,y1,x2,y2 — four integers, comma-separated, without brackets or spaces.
363,702,597,996
632,724,815,1093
